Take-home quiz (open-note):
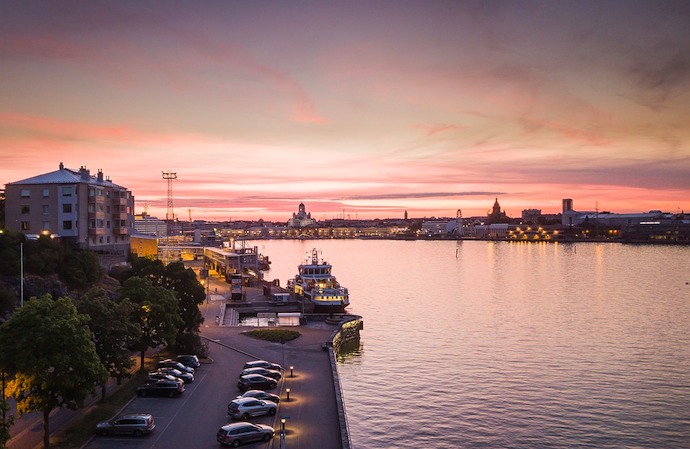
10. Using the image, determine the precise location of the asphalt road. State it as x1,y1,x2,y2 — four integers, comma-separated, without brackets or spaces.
80,290,343,449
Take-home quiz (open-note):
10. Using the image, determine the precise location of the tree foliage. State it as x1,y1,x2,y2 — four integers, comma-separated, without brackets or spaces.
115,257,206,354
0,295,107,448
74,288,140,399
120,277,182,368
0,230,103,289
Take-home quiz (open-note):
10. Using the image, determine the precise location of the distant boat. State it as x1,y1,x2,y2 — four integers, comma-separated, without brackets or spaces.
287,249,350,313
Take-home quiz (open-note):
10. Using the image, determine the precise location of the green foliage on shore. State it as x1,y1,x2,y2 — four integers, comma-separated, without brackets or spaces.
243,329,301,342
0,295,107,449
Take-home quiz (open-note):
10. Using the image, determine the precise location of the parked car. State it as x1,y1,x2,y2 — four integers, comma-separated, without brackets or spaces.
237,374,277,391
147,372,181,384
236,389,280,404
96,413,155,437
239,367,282,380
156,367,194,383
227,397,278,420
176,354,201,368
217,422,274,447
243,360,283,371
157,359,194,374
137,379,185,398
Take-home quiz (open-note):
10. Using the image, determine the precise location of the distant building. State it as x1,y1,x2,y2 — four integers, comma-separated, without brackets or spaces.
487,198,510,224
521,209,542,224
4,162,134,254
134,213,167,237
287,202,315,228
421,220,459,235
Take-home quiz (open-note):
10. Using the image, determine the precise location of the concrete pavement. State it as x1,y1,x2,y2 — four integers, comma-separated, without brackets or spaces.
200,297,346,449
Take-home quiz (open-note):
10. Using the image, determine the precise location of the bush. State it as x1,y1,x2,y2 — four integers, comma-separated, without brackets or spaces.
242,329,301,342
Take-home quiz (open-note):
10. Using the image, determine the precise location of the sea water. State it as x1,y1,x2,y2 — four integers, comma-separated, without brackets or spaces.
251,239,690,449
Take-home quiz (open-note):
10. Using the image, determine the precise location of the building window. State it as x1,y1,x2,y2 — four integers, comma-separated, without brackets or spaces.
42,188,49,197
21,221,30,230
106,236,111,243
43,222,50,230
20,189,30,198
21,205,30,214
63,221,73,230
42,205,49,215
98,237,103,244
62,187,73,197
63,203,72,213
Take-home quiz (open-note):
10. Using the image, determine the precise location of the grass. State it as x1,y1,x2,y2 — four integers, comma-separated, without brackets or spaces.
39,355,165,449
242,329,301,342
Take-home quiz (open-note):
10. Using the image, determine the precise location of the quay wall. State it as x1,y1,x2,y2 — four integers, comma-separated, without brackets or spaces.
322,314,363,449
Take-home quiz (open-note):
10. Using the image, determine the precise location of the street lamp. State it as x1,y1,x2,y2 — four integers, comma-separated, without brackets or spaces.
290,366,294,377
286,388,290,401
281,418,286,434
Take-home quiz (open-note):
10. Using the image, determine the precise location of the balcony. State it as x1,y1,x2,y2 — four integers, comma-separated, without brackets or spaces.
88,211,106,220
89,195,105,204
112,212,128,221
88,228,106,236
113,227,129,235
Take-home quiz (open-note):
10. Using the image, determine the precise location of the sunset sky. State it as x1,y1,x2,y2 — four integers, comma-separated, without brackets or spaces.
1,0,689,221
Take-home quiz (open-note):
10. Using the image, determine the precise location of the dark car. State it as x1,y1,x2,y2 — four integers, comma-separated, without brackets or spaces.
177,354,201,368
243,360,283,371
217,422,274,447
236,389,280,404
96,413,155,437
157,359,194,374
137,379,185,398
237,374,278,391
239,367,282,380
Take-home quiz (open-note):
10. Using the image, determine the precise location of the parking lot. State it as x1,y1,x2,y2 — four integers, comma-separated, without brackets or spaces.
79,294,344,449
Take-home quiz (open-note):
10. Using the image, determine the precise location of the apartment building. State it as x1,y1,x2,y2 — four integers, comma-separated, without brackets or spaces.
4,162,134,254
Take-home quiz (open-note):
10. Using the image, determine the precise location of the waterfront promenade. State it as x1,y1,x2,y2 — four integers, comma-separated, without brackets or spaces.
201,273,347,449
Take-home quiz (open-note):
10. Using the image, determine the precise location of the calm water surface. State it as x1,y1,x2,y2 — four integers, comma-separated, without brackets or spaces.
251,240,690,449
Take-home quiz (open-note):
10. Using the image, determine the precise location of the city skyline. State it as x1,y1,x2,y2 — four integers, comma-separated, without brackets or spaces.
1,1,689,221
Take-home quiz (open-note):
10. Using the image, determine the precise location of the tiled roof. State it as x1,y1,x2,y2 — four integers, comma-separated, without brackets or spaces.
8,166,127,189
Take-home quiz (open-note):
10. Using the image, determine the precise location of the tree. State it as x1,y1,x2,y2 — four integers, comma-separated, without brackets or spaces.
0,295,107,449
120,277,182,369
162,262,206,352
74,288,140,400
116,257,206,354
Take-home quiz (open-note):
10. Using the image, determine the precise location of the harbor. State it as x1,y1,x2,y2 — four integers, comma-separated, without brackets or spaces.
199,266,360,449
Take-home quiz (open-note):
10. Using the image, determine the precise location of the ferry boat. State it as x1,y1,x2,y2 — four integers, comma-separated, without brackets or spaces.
287,249,350,312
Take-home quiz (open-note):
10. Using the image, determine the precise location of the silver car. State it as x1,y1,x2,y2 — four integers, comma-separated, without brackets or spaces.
96,413,155,437
227,397,278,420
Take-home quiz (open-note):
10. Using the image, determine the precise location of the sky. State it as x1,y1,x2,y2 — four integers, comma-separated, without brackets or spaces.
1,0,689,222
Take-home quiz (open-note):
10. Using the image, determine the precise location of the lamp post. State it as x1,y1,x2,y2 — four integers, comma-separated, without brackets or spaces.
290,366,294,377
20,243,24,307
286,388,290,401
